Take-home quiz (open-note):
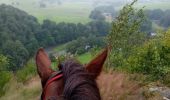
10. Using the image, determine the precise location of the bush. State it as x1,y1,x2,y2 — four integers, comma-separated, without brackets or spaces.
66,36,105,55
16,59,37,83
124,30,170,83
0,71,12,96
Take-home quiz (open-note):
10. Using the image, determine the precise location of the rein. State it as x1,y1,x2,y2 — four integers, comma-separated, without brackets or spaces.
41,71,63,100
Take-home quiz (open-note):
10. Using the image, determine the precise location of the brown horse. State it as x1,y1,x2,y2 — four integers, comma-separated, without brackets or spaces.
36,48,107,100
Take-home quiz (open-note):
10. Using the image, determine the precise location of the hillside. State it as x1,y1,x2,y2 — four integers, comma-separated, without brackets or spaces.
1,71,170,100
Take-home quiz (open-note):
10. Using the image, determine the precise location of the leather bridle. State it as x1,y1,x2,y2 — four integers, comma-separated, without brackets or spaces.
41,70,63,100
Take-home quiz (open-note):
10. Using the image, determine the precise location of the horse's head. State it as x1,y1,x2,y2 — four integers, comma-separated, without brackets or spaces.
36,48,107,100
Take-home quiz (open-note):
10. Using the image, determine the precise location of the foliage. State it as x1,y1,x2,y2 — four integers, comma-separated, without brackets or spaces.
145,9,164,20
0,55,9,71
107,0,147,68
145,9,170,28
89,46,101,57
0,4,39,71
66,36,105,55
0,71,12,97
125,29,170,84
160,10,170,28
0,4,110,71
89,10,105,21
140,18,152,33
2,40,29,71
106,0,170,85
0,55,12,97
77,52,92,64
16,59,37,83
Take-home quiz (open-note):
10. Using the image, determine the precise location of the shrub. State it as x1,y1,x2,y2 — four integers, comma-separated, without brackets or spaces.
0,71,12,96
125,30,170,83
16,59,37,83
66,36,105,55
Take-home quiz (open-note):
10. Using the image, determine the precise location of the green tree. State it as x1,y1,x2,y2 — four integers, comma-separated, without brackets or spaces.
0,55,12,97
125,29,170,83
106,0,146,68
2,40,29,71
160,10,170,28
0,55,9,71
89,10,105,21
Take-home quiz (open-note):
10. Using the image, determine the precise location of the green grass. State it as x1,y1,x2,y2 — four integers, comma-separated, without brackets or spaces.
16,59,37,83
77,52,92,64
135,2,170,10
54,43,68,52
116,2,170,11
52,42,93,64
0,0,93,23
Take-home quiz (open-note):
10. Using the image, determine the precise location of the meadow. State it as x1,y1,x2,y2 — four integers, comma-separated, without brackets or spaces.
53,43,92,64
0,0,93,23
135,1,170,10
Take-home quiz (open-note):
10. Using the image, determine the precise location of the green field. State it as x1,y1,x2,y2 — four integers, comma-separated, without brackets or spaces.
135,2,170,10
77,52,92,64
0,0,92,23
51,42,93,64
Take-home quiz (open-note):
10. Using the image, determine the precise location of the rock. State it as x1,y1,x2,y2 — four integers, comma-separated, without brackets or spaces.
149,87,170,100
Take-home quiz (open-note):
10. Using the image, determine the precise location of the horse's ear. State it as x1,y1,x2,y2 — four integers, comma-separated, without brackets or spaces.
86,48,108,79
36,48,54,83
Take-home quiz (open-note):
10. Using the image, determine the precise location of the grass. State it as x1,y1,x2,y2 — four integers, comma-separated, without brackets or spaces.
116,1,170,11
0,0,93,23
135,2,170,10
50,42,93,69
77,52,92,64
54,43,68,52
16,59,37,83
52,42,93,64
0,76,41,100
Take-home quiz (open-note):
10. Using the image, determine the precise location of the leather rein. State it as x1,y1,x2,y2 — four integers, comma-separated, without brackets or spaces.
41,71,63,100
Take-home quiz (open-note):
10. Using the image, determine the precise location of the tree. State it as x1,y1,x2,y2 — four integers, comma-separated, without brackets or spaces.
125,29,170,83
106,0,146,68
160,10,170,28
0,4,111,71
2,40,29,71
0,54,12,97
145,9,164,20
0,55,9,71
140,18,152,33
89,10,105,21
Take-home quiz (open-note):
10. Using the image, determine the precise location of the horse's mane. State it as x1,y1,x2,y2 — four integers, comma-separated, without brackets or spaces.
61,59,101,100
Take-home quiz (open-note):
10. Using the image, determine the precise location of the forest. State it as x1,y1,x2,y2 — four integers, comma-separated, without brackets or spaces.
0,4,110,71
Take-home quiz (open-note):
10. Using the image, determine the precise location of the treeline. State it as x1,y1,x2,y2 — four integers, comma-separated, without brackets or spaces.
66,35,106,55
0,4,110,71
145,9,170,28
89,5,153,34
89,5,118,21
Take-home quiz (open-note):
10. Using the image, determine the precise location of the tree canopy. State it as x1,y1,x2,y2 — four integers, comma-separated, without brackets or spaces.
0,4,110,71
